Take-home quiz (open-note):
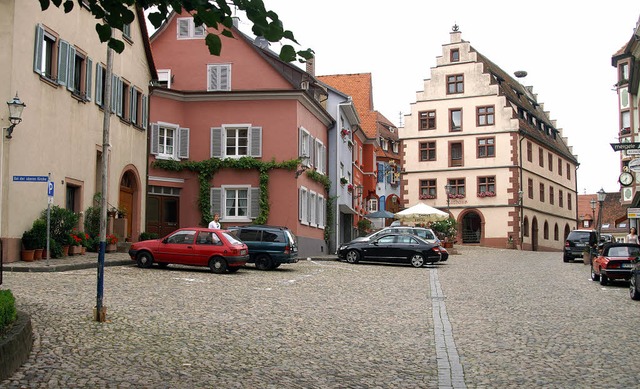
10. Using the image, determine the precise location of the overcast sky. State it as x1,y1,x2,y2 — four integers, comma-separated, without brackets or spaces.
232,0,640,195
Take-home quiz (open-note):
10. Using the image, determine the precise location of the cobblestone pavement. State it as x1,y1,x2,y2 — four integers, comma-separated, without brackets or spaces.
2,246,640,388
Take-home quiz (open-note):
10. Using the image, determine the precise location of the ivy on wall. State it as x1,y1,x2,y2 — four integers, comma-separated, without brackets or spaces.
152,157,333,243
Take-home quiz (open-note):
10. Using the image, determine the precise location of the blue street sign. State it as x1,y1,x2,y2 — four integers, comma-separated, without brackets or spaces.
48,182,54,197
13,175,49,182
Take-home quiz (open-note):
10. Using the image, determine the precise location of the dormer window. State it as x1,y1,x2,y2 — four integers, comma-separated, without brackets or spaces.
450,48,460,62
177,17,206,39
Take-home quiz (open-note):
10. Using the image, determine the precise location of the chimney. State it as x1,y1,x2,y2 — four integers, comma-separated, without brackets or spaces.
306,56,315,76
450,24,461,43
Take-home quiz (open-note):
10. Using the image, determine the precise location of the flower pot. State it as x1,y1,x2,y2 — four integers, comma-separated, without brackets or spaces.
62,245,70,257
443,242,454,249
34,248,44,260
69,245,82,255
81,246,87,255
106,243,117,253
21,249,35,262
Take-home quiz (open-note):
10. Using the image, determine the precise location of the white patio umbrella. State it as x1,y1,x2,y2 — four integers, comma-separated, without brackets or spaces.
394,202,449,223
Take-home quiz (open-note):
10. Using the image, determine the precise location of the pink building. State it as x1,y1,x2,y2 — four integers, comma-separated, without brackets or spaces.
148,12,333,256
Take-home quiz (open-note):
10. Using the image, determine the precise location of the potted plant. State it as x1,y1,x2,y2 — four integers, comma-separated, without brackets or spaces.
30,219,47,259
431,218,457,248
340,177,348,186
106,234,118,252
21,228,38,261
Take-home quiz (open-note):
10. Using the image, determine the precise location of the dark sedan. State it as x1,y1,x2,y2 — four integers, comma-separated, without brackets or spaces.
128,228,249,273
337,233,447,267
591,243,640,285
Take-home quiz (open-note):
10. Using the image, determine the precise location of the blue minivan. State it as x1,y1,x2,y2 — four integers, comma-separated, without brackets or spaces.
227,225,298,270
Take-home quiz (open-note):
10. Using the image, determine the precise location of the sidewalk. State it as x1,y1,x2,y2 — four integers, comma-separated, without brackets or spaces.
2,252,339,273
2,251,133,273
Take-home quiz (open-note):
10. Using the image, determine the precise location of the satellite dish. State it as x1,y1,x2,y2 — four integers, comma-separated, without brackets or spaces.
514,71,528,78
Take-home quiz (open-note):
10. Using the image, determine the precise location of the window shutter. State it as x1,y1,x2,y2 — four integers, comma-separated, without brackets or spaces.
250,188,260,219
85,57,92,101
309,136,315,168
130,88,137,124
57,40,69,86
116,78,123,117
250,127,262,157
33,24,44,75
210,188,222,217
178,127,190,159
322,144,327,174
208,66,218,91
220,65,230,90
299,188,303,221
178,19,190,38
150,123,159,155
211,127,222,158
111,75,118,113
66,45,76,91
298,128,304,158
95,64,103,106
141,94,148,129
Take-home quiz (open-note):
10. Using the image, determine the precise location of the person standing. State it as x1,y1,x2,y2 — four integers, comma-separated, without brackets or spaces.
208,213,221,229
626,227,639,244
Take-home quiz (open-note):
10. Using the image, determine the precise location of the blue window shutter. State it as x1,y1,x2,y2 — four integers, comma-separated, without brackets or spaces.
85,57,92,101
66,45,76,91
211,127,222,158
178,128,190,159
33,24,44,75
95,64,103,106
250,127,262,157
110,75,117,113
57,40,69,86
116,78,123,117
377,163,384,183
150,123,159,155
250,188,260,219
211,188,222,217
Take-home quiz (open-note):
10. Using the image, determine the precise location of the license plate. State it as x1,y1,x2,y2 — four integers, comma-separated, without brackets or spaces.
621,263,633,268
575,243,585,247
241,250,247,255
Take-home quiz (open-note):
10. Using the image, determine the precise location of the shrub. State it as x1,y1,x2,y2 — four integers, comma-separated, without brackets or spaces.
139,232,159,241
21,229,39,250
357,218,372,236
40,206,79,253
0,289,17,333
431,218,458,242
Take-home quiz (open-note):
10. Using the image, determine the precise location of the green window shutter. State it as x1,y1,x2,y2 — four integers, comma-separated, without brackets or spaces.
150,123,159,155
250,127,262,157
141,94,148,129
57,40,69,86
85,57,92,101
211,127,222,158
33,24,44,75
250,188,260,219
178,128,190,159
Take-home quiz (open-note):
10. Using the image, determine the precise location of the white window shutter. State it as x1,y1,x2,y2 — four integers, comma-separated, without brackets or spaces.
299,188,303,221
111,75,118,113
298,128,304,158
178,128,190,159
85,57,92,101
211,188,222,217
66,45,76,91
130,88,137,123
116,78,123,117
309,137,316,168
33,24,44,75
220,65,230,90
57,40,69,86
208,66,218,91
250,127,262,157
150,123,159,155
250,188,260,219
95,64,103,106
211,127,223,158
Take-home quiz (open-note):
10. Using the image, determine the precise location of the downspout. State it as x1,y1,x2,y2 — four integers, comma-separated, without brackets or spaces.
335,100,352,252
519,132,524,249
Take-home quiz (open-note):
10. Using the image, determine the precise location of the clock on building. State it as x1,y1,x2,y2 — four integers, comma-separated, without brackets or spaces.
619,171,634,186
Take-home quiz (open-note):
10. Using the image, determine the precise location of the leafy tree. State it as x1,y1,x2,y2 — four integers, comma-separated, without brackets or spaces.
37,0,314,62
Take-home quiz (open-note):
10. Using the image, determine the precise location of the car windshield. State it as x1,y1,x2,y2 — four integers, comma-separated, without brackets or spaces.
222,232,242,245
606,246,640,257
568,232,591,242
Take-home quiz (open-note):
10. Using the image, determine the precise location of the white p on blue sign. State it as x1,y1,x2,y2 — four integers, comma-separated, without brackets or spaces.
48,181,54,197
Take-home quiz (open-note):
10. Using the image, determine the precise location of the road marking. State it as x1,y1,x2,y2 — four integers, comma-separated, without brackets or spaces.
430,269,467,389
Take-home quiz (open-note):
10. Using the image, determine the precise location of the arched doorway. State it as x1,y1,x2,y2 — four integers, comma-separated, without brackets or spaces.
564,224,571,241
385,195,401,227
119,170,138,241
531,217,539,251
461,211,481,243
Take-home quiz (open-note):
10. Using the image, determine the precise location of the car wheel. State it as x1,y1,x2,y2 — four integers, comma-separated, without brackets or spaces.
600,272,608,286
136,252,154,268
255,254,274,270
591,266,599,281
209,257,227,274
410,254,425,268
156,262,169,269
630,275,640,300
227,266,240,273
563,255,570,263
345,249,360,264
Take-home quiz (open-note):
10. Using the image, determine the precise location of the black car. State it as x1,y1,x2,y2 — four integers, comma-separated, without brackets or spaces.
629,256,640,300
563,229,597,262
337,233,447,267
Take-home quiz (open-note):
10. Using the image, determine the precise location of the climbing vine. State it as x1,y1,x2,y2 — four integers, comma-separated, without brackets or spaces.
152,157,331,237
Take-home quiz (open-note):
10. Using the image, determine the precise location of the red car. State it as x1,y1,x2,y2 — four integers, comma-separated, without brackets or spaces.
128,228,249,273
591,243,640,285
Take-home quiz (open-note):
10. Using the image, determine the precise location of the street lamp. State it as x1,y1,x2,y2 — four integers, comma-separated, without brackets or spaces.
6,93,26,139
596,188,606,241
590,199,596,229
444,182,452,213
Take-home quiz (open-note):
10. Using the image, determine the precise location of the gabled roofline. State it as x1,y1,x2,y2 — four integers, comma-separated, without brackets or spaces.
136,6,157,80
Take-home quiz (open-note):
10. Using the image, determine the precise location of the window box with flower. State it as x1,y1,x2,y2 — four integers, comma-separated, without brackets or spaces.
448,193,465,199
347,184,354,193
477,191,496,198
419,194,436,200
340,177,348,186
340,128,350,138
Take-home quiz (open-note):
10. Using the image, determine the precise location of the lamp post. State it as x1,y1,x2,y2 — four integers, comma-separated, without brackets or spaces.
590,199,596,229
596,188,606,242
444,182,452,213
6,93,26,139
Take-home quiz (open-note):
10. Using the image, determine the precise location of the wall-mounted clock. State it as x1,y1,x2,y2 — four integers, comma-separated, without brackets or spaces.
619,171,634,186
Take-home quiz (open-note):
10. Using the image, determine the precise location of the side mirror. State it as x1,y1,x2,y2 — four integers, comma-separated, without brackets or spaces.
372,241,379,246
162,238,168,244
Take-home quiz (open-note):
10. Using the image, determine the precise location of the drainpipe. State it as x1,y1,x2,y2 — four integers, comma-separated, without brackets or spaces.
335,99,352,252
519,132,524,248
